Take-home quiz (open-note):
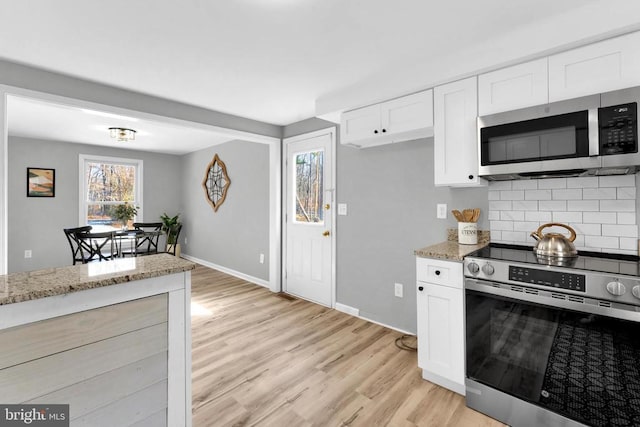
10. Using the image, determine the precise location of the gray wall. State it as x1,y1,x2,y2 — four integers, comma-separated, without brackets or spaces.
8,136,182,273
283,119,489,333
180,140,270,281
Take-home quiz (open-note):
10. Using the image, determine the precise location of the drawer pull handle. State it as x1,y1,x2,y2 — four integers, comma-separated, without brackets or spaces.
418,286,424,291
435,270,441,276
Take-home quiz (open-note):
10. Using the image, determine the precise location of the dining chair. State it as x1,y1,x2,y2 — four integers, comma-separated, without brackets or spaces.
123,222,162,256
166,223,182,256
63,225,93,265
77,231,116,263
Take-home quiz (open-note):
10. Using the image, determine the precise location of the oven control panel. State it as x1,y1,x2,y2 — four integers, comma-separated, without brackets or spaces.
599,102,637,155
509,266,586,292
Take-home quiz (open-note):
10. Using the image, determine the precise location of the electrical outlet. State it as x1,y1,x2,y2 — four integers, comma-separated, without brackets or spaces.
394,283,403,298
437,203,447,219
338,203,348,216
259,253,265,264
24,250,32,259
184,237,188,245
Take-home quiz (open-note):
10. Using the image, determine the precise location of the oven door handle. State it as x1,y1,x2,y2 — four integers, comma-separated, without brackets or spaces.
588,107,599,156
466,279,640,322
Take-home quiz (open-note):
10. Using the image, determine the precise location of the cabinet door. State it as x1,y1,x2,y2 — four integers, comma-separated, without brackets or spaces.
549,31,640,102
381,90,433,134
434,77,482,186
478,58,548,116
340,104,381,146
416,282,464,388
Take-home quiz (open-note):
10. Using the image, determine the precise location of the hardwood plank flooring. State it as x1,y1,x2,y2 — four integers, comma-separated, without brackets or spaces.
191,265,505,427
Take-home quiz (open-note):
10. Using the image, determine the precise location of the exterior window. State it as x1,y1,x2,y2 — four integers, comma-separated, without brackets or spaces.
294,150,323,224
79,155,143,230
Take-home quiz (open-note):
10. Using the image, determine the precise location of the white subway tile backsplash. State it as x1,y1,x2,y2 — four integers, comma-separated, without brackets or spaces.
552,189,583,200
501,231,528,243
567,200,599,212
571,223,601,236
500,211,525,221
584,236,619,249
602,224,639,238
617,213,636,225
553,212,583,223
539,200,567,211
513,221,540,232
599,175,635,188
512,180,538,190
583,212,617,224
583,188,616,200
600,200,636,212
490,221,514,231
620,237,638,251
567,177,598,188
512,201,538,211
489,201,512,211
525,211,552,222
525,190,552,200
489,181,512,190
490,174,637,252
538,178,567,189
617,187,635,200
500,190,525,201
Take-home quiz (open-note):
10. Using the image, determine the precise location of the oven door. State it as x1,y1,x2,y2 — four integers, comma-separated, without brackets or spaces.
466,279,640,427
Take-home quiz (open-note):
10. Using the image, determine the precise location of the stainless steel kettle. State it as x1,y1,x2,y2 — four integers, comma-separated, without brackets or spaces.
530,223,578,258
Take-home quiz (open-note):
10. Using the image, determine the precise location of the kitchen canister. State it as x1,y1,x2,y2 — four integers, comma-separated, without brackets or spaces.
458,222,478,245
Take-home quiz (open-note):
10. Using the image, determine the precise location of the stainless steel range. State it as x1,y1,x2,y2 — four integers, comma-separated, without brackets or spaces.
464,243,640,427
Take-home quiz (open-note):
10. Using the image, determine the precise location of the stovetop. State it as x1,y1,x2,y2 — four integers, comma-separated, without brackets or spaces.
470,243,640,277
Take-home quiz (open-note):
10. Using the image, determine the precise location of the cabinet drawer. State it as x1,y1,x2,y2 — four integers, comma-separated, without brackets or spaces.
416,257,462,288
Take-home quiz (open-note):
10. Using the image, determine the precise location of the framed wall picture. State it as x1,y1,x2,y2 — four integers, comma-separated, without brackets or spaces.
27,167,55,197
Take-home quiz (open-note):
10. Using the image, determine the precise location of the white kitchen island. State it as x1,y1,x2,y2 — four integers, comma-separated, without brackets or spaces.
0,254,195,427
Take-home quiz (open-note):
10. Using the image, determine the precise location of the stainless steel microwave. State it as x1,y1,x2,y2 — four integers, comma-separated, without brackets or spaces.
477,86,640,180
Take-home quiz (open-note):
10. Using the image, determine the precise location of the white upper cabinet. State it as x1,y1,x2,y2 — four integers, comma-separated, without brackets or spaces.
549,31,640,102
434,77,484,187
340,90,433,148
478,58,549,116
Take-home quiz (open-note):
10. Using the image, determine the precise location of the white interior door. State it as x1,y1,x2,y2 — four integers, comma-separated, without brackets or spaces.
284,130,334,307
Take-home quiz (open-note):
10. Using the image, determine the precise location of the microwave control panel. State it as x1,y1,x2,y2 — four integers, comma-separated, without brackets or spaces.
509,266,586,292
599,102,637,155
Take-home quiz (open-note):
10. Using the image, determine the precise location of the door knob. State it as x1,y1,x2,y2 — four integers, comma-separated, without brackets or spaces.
325,204,330,210
323,230,330,237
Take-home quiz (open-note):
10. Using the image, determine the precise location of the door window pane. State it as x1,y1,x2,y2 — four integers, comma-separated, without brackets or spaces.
294,150,323,224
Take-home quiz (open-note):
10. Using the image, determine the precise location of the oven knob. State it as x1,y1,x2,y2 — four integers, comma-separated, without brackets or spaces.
467,262,480,274
482,263,495,276
606,281,626,296
632,285,640,299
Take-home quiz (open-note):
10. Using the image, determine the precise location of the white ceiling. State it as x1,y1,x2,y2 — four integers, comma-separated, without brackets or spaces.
7,96,237,155
0,0,635,129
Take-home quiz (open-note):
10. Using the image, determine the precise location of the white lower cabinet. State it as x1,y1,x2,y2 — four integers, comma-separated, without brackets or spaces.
416,257,465,395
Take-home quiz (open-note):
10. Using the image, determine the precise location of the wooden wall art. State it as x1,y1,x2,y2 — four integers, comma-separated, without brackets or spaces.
202,154,230,212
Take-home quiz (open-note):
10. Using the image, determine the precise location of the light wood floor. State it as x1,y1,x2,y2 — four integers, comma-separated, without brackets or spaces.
190,265,505,427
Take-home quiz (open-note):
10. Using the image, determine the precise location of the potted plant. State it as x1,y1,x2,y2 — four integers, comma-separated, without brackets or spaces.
113,202,138,230
160,212,181,256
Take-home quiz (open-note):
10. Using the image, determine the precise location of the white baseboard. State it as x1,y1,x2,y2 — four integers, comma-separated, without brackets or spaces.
181,254,270,288
334,302,415,336
335,302,359,316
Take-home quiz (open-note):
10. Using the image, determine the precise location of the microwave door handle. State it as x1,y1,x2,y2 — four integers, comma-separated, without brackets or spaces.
588,108,599,156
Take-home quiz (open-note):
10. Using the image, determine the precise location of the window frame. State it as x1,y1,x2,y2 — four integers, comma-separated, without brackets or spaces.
78,154,144,228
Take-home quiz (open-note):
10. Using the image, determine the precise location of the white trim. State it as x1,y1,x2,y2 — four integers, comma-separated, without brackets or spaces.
282,127,337,307
335,302,359,316
334,301,415,335
181,254,270,288
78,154,144,226
0,84,280,293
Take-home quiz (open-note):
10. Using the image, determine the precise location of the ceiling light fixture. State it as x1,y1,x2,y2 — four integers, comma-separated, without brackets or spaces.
109,127,137,142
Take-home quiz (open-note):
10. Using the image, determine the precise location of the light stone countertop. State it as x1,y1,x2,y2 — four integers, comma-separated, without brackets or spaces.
0,254,196,306
414,228,490,261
